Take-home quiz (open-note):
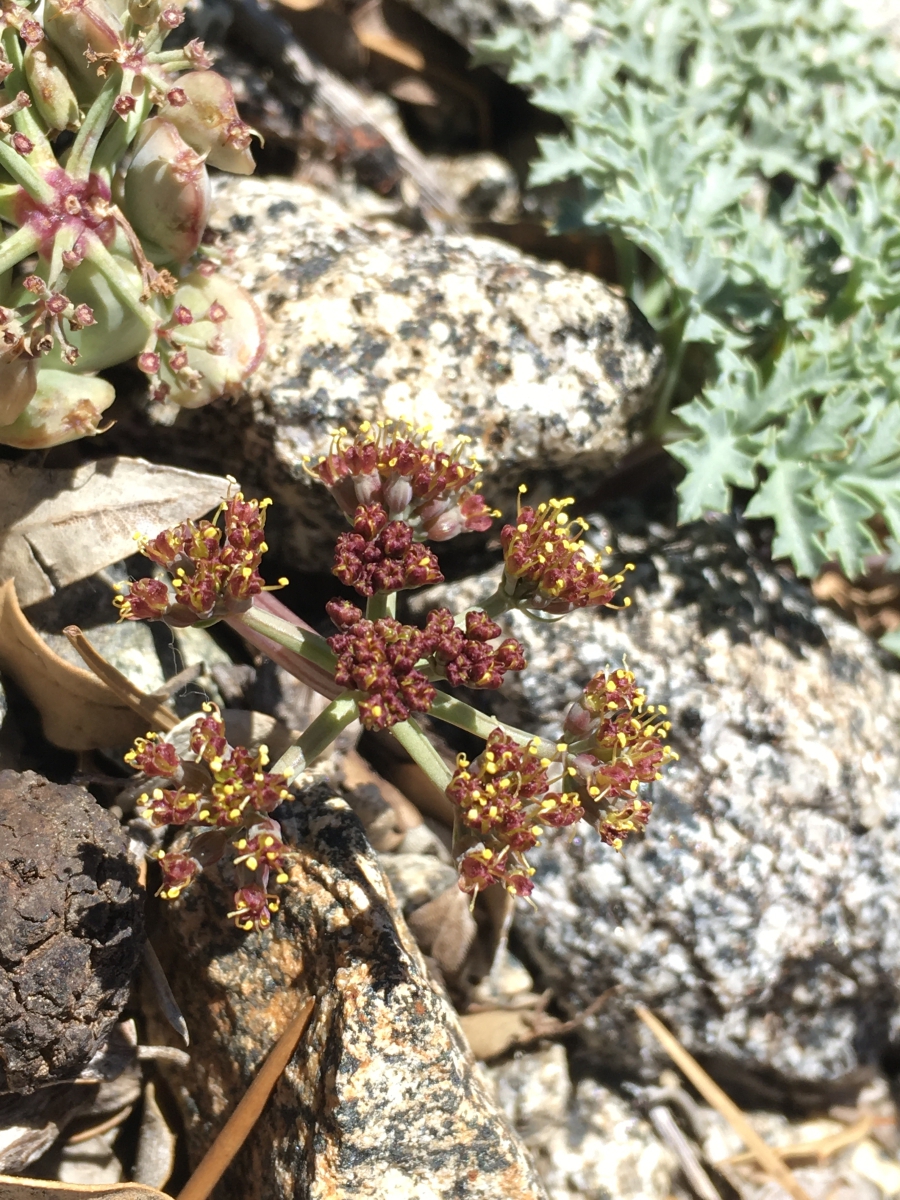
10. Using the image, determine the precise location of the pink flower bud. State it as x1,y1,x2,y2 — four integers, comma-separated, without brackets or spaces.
166,87,187,107
207,301,227,323
20,19,43,45
47,293,68,315
73,303,95,326
12,133,33,156
23,275,43,295
138,350,161,374
172,304,193,324
161,6,184,25
183,39,213,69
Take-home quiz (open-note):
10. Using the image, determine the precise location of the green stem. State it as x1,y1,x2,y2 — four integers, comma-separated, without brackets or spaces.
0,182,19,222
0,224,40,275
0,138,55,206
478,583,515,619
83,234,156,327
67,74,120,181
238,606,338,674
612,231,637,297
649,307,689,437
93,81,154,174
1,29,55,171
389,717,453,792
427,691,549,753
273,692,359,778
365,592,397,620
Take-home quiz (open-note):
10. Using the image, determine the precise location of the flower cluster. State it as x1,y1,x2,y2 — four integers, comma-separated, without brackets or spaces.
333,503,444,596
448,729,583,898
307,420,497,541
424,608,525,688
564,668,676,850
113,451,673,926
327,605,437,730
500,491,634,614
114,489,286,626
326,602,527,729
126,706,293,930
0,0,264,451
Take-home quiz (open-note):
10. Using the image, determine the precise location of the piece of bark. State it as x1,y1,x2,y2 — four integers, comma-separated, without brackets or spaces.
147,781,549,1199
0,772,144,1094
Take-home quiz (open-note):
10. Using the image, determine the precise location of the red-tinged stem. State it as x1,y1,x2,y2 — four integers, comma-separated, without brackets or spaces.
227,595,341,701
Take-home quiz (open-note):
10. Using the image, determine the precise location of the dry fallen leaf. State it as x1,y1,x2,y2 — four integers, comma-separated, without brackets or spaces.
388,76,440,106
350,1,425,71
0,582,149,749
0,458,228,608
0,1180,168,1199
458,1008,535,1060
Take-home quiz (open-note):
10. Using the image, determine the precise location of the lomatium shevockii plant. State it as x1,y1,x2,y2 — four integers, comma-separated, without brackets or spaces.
116,423,676,930
0,0,264,449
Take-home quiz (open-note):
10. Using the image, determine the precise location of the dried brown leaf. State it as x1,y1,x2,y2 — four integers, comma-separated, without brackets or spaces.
458,1008,534,1060
0,581,149,750
407,884,477,976
0,1179,168,1199
132,1084,176,1192
388,76,440,105
351,1,425,72
0,458,228,608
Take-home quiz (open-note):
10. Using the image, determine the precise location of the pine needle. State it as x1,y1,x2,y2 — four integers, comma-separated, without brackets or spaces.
635,1005,814,1200
176,997,315,1200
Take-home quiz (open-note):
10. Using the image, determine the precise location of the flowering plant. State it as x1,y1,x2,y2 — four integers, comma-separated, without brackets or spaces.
0,0,264,449
118,424,675,929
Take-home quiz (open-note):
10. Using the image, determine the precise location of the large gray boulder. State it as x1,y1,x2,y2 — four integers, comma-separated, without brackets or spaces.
416,515,900,1097
152,177,661,568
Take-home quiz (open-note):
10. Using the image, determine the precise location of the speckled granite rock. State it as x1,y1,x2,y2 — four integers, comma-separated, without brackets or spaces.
488,1044,675,1199
414,516,900,1094
148,782,549,1200
0,772,144,1093
184,176,661,567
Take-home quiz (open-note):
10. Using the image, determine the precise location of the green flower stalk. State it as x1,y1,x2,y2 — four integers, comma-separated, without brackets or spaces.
118,423,676,927
0,0,264,448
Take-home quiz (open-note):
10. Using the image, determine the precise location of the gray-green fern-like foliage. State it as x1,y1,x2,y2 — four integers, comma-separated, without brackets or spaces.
479,0,900,652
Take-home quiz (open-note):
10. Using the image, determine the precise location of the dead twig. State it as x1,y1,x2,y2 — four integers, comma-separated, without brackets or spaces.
175,996,316,1200
647,1104,722,1200
634,1005,814,1200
